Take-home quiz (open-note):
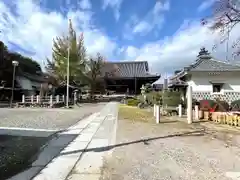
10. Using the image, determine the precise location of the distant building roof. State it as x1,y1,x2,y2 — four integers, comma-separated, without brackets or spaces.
184,58,240,72
168,47,240,87
102,61,160,78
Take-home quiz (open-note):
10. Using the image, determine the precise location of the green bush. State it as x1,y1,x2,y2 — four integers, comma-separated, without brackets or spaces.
182,99,199,109
199,99,216,111
138,90,181,107
127,98,141,106
215,100,229,112
161,91,181,107
230,99,240,111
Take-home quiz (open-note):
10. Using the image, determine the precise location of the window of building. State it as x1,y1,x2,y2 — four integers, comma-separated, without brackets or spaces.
212,83,223,93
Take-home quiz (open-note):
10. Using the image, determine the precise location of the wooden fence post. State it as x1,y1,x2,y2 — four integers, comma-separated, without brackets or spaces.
178,104,182,117
31,95,34,104
195,105,199,120
156,105,160,124
22,95,25,103
56,95,59,103
187,86,193,124
36,95,40,103
153,104,156,117
49,95,53,107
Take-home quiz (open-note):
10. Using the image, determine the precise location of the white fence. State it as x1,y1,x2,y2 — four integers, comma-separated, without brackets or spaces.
19,95,65,108
192,91,240,104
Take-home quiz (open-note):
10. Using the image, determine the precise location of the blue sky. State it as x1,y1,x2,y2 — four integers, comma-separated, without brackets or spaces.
0,0,239,75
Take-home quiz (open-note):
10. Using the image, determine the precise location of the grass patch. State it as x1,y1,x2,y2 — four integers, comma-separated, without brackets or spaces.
118,104,155,122
0,135,48,179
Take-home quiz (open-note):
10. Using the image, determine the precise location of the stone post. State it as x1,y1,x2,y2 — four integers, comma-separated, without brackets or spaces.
62,95,65,103
178,104,182,117
56,95,60,103
187,86,193,124
74,91,77,104
156,105,160,124
49,95,53,107
36,95,40,103
153,104,156,117
31,95,34,104
22,95,25,103
195,105,199,120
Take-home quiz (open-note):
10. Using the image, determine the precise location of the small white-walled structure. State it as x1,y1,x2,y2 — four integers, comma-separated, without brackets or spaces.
169,48,240,104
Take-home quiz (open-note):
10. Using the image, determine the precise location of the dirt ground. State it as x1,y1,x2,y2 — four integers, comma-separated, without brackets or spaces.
100,106,240,180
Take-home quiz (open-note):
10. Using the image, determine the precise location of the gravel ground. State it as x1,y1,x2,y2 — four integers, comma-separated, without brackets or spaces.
0,135,48,180
101,120,240,180
0,103,105,129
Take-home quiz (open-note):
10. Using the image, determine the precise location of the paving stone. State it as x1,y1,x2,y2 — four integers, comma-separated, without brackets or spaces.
32,147,63,167
33,154,81,180
74,133,94,142
47,134,77,147
67,174,101,180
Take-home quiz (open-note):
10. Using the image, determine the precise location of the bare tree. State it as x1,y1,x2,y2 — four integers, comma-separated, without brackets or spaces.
202,0,240,57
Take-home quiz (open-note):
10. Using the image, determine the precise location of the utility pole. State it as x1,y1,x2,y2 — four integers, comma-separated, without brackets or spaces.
66,19,71,108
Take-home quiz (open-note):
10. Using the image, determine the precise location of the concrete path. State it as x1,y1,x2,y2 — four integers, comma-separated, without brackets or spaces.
8,102,118,180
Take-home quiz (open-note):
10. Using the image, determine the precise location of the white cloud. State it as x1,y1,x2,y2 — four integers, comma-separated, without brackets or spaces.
78,0,92,10
0,0,117,68
102,0,123,21
123,20,240,75
198,0,217,12
124,0,169,38
132,21,151,34
125,46,139,59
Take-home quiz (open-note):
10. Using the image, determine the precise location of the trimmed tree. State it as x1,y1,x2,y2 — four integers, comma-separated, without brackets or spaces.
87,53,105,97
46,19,88,86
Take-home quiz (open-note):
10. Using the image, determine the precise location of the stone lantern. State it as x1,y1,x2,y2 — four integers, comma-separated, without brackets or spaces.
140,85,147,103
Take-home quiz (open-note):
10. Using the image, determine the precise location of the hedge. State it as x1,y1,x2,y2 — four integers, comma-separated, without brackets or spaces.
127,98,141,106
199,99,229,112
230,99,240,111
139,91,181,107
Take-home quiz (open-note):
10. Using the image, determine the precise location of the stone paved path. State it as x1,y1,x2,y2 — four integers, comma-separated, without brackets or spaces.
9,102,118,180
101,119,240,180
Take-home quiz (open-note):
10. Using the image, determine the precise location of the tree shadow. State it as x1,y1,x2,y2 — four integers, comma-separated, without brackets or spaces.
60,129,205,156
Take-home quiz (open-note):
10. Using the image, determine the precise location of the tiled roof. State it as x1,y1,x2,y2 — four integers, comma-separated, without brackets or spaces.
101,61,160,78
185,58,240,72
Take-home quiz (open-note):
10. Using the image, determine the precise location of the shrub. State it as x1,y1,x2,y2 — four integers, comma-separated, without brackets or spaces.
162,91,181,107
181,99,199,109
127,98,141,106
199,99,216,111
199,99,230,112
230,99,240,111
215,100,229,112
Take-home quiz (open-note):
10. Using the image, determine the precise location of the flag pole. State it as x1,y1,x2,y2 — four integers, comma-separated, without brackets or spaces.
66,19,70,108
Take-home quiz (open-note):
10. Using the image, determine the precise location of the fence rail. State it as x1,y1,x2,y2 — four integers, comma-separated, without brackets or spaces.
17,95,65,108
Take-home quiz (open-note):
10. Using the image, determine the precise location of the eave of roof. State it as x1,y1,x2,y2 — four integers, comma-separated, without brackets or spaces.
102,61,154,78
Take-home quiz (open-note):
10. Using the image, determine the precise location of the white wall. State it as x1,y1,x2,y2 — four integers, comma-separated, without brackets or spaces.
16,76,33,90
187,71,240,92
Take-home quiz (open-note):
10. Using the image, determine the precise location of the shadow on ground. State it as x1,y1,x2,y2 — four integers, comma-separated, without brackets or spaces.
0,135,49,180
60,129,206,156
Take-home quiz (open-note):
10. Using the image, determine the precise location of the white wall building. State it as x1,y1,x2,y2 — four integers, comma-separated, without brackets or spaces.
169,48,240,104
